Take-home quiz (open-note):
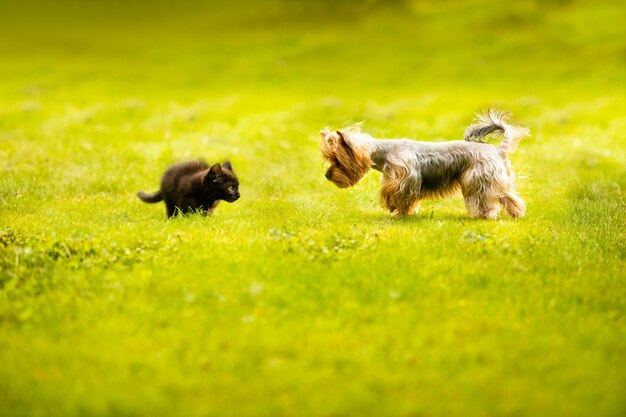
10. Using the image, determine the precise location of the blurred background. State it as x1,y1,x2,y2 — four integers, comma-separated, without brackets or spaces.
2,0,625,101
2,0,625,194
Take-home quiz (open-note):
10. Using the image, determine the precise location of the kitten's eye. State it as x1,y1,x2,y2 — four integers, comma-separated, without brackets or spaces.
228,186,234,192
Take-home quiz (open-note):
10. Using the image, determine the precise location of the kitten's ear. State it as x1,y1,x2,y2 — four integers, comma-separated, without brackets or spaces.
222,160,233,172
209,163,222,175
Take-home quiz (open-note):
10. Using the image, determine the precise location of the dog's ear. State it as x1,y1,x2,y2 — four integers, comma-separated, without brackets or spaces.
320,127,338,149
335,129,354,152
320,128,339,161
334,129,358,167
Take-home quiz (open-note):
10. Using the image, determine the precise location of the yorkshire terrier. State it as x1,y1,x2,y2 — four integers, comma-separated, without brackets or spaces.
320,109,529,219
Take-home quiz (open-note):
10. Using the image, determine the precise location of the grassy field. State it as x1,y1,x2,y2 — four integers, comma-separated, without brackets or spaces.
1,0,625,416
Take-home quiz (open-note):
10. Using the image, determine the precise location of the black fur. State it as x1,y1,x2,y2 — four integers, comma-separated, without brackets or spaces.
137,160,240,218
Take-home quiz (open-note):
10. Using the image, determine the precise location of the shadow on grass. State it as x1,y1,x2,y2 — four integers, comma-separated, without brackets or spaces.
354,210,472,225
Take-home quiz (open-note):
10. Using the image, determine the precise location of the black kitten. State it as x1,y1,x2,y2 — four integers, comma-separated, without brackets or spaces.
138,160,240,218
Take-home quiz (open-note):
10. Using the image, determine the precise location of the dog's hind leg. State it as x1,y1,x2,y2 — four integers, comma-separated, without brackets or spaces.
409,199,421,215
461,172,502,219
463,193,480,218
394,197,421,217
482,201,502,220
501,191,526,218
464,193,501,219
461,161,511,220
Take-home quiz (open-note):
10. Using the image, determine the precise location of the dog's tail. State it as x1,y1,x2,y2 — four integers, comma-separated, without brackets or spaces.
464,109,530,154
137,190,163,203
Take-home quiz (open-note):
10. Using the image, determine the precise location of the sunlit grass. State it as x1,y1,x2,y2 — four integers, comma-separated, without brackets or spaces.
1,1,625,416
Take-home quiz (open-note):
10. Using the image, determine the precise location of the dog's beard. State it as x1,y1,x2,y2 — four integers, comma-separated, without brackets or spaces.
321,129,371,188
325,164,357,188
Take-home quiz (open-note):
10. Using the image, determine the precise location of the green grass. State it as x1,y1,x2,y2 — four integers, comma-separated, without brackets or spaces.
1,1,625,416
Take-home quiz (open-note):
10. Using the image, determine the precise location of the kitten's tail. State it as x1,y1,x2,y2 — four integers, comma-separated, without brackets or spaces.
464,108,530,155
137,190,163,203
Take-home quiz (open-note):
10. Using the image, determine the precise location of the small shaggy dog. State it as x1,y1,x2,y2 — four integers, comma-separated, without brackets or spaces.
320,109,529,219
